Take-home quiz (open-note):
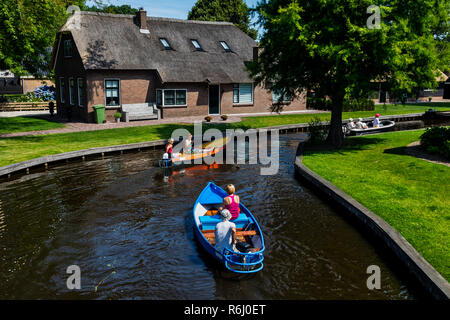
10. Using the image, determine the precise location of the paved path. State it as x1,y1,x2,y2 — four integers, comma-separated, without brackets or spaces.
0,110,325,138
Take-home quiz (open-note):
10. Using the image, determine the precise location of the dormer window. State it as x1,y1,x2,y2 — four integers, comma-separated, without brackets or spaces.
160,38,172,50
191,39,202,51
64,40,73,58
220,41,231,52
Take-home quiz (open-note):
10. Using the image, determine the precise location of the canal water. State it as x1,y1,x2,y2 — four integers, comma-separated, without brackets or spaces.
0,133,415,299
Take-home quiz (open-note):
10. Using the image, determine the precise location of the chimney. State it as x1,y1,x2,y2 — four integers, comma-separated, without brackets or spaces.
137,8,149,34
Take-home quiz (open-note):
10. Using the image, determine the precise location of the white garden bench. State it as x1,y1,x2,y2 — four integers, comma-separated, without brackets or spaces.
121,103,160,122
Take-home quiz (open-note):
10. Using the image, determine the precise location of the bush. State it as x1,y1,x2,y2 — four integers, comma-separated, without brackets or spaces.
307,115,328,145
306,97,374,112
114,112,122,119
420,126,450,159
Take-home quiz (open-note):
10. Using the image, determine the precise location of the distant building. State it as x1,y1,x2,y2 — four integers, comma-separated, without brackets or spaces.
0,70,54,95
50,10,306,122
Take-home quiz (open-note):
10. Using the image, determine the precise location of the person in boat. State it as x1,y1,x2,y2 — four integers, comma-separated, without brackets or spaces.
165,138,174,158
219,184,240,221
184,133,193,153
356,118,368,129
347,118,357,129
373,114,381,128
215,209,237,253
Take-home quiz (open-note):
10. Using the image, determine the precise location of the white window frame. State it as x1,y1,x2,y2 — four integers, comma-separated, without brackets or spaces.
160,38,172,50
59,77,65,103
104,78,121,107
233,83,254,105
69,78,75,106
191,39,202,50
272,89,292,103
220,41,231,52
77,78,84,107
156,89,187,107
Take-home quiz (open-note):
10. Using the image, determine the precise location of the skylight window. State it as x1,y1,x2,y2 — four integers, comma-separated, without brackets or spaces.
191,39,202,50
220,41,231,52
160,38,172,50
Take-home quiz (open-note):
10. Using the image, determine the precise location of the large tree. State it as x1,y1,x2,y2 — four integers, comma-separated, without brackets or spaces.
188,0,258,40
249,0,449,147
0,0,86,77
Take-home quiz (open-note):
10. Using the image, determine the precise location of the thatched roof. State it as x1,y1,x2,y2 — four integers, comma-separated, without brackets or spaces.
52,12,257,84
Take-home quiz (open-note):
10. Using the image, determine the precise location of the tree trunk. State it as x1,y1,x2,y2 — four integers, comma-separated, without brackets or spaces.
325,95,344,148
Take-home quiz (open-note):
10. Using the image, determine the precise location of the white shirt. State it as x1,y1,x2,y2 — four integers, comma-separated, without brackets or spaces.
373,117,380,127
215,220,236,253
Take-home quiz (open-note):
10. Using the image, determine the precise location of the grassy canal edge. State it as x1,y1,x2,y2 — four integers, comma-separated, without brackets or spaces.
302,129,450,282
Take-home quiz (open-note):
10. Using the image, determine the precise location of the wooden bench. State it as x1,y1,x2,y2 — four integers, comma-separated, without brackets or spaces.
121,103,160,122
201,229,257,245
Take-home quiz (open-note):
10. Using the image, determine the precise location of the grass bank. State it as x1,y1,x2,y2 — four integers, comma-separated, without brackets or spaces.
0,116,65,135
302,130,450,281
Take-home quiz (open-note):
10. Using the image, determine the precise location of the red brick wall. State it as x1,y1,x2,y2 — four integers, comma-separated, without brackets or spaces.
86,70,160,122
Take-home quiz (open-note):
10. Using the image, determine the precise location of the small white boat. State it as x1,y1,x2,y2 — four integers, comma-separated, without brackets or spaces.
344,120,395,136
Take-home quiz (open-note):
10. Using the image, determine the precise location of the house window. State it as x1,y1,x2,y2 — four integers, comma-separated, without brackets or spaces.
105,80,120,106
272,89,292,103
69,78,76,105
156,89,187,107
160,38,172,50
59,78,65,103
220,41,231,52
77,78,84,107
191,39,202,51
233,83,253,104
64,40,73,58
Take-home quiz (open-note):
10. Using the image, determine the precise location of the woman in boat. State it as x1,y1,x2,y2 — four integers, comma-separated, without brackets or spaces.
165,138,174,158
215,209,237,253
220,184,240,221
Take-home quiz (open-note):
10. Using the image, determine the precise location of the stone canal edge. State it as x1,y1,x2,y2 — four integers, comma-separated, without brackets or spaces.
294,141,450,300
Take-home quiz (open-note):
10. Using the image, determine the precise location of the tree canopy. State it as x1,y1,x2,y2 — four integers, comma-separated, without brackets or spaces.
249,0,449,147
0,0,84,77
81,4,139,15
188,0,258,40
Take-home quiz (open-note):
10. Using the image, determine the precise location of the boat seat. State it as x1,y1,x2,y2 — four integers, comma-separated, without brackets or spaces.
199,214,250,230
202,230,257,246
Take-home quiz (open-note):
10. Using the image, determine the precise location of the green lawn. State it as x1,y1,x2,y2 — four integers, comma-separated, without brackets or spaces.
0,102,449,167
0,116,65,135
302,130,450,281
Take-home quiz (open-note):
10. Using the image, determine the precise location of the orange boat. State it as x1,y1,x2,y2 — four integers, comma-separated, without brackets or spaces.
160,136,230,167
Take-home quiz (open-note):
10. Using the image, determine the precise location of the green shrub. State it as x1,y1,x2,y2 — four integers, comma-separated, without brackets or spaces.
307,115,328,145
306,97,375,112
420,126,450,159
114,112,122,119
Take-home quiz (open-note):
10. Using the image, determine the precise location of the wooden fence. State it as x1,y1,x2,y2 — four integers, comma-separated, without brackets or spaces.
0,101,56,112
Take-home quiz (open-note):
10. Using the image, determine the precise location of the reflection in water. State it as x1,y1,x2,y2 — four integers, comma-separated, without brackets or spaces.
0,133,416,299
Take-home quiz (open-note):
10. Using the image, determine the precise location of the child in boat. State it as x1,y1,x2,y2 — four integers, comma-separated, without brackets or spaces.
165,138,174,158
373,114,381,128
356,118,368,129
220,184,240,221
215,209,237,253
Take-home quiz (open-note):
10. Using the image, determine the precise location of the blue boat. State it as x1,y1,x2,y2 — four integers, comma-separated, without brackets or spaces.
193,182,265,274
